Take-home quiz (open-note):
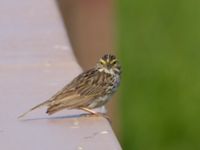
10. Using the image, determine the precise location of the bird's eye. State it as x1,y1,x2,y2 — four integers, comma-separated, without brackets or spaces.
111,60,117,65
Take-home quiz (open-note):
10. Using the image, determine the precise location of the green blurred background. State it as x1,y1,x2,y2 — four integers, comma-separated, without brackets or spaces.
118,0,200,149
58,0,200,149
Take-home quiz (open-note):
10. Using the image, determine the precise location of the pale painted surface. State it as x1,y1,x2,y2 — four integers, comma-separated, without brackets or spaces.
0,0,121,150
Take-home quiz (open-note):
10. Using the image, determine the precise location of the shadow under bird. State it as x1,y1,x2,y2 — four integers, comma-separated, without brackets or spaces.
18,54,121,119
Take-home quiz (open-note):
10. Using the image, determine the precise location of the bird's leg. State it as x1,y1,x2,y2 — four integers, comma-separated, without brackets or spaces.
79,107,111,123
79,107,98,115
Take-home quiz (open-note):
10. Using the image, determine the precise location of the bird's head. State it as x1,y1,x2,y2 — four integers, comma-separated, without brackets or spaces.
97,54,121,75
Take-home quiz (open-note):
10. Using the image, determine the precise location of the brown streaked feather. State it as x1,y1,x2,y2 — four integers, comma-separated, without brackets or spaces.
18,100,51,119
18,68,111,117
18,54,121,119
46,80,109,114
46,95,94,115
45,69,111,115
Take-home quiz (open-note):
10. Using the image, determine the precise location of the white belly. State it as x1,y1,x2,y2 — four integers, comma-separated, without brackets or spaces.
88,74,120,109
88,95,111,108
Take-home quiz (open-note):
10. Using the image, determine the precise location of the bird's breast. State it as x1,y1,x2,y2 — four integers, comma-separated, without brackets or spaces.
88,95,111,109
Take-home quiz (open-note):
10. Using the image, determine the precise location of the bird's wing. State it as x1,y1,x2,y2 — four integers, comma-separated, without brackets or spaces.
46,70,108,114
46,83,106,114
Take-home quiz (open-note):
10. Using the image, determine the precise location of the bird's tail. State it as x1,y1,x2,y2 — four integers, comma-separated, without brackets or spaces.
18,100,50,119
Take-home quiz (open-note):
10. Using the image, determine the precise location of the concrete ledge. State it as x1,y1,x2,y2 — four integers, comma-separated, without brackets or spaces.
0,0,121,149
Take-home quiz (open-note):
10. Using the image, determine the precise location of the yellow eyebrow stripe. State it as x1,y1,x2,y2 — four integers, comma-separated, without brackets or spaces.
100,59,107,64
110,59,117,64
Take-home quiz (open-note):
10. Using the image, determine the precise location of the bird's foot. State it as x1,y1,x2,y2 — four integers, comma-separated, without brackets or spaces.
79,107,111,123
80,112,111,124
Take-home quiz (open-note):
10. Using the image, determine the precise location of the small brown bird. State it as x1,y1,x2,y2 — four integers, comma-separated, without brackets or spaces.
18,54,121,119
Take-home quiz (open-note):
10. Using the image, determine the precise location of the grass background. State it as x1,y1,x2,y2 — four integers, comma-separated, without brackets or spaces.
118,0,200,149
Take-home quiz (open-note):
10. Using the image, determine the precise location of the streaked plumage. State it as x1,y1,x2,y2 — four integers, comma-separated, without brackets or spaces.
18,54,121,118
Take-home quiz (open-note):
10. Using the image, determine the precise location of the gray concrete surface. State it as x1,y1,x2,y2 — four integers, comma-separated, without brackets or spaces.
0,0,121,150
